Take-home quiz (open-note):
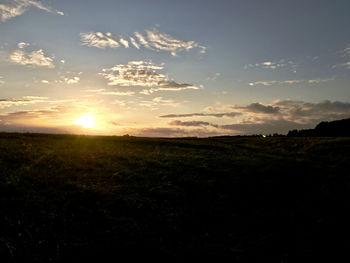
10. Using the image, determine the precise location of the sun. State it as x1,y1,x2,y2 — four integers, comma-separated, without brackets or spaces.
75,115,95,128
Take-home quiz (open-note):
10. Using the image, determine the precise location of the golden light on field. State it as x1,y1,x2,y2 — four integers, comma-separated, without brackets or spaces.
75,115,95,128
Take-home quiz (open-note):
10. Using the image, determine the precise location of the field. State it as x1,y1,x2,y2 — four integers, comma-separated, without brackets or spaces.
0,133,349,262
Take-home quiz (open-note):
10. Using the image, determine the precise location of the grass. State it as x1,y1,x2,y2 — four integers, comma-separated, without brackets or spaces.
1,132,349,262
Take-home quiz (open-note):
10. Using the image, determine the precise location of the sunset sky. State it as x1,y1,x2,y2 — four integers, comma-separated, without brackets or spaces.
1,0,350,136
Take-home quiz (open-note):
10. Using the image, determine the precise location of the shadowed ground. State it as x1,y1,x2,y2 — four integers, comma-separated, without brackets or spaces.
1,133,349,262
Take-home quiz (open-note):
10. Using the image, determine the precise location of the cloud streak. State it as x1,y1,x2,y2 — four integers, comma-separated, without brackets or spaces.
245,60,297,72
0,0,63,22
160,112,241,118
100,61,199,93
80,32,120,49
169,120,218,128
80,28,206,56
249,78,332,86
142,28,206,56
139,97,179,109
0,96,48,109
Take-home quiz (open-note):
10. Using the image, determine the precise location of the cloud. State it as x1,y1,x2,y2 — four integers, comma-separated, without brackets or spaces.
139,97,178,109
249,80,302,86
130,127,221,138
160,112,241,118
0,76,4,86
58,72,82,85
143,28,206,56
307,78,334,84
245,60,297,72
129,37,140,49
0,96,48,109
83,89,106,93
273,99,350,123
80,29,206,56
169,120,218,128
80,32,119,49
220,119,311,135
17,42,29,49
207,73,221,81
135,99,350,137
0,106,68,131
9,49,54,68
343,45,350,69
134,32,152,49
101,91,135,96
343,45,350,57
41,80,49,84
64,76,80,84
230,100,350,125
100,61,199,93
159,100,350,135
119,38,129,48
249,78,332,86
234,102,280,114
0,0,64,22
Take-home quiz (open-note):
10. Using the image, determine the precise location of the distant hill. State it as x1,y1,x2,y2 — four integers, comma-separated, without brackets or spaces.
288,118,350,137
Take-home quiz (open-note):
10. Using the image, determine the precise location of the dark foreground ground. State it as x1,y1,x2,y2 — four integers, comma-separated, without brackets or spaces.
0,133,349,262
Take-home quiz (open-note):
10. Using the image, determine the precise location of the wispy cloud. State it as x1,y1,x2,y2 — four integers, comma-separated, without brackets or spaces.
343,45,350,57
343,45,350,69
80,32,120,49
130,127,221,138
0,106,67,127
9,48,54,68
0,0,64,22
142,28,206,56
0,96,48,109
101,91,135,96
139,97,179,110
119,37,129,48
0,76,4,86
134,32,152,49
169,120,218,128
207,73,221,81
333,45,350,70
249,78,332,86
81,28,206,56
100,61,199,94
344,62,350,69
160,112,241,118
129,37,140,49
245,60,297,72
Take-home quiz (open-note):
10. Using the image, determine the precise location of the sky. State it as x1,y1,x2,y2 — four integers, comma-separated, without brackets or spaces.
1,0,350,136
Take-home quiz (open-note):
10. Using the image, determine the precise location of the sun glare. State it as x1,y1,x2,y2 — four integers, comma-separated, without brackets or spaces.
75,115,95,128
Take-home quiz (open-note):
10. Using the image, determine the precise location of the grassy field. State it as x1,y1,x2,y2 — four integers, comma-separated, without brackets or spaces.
0,133,349,262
